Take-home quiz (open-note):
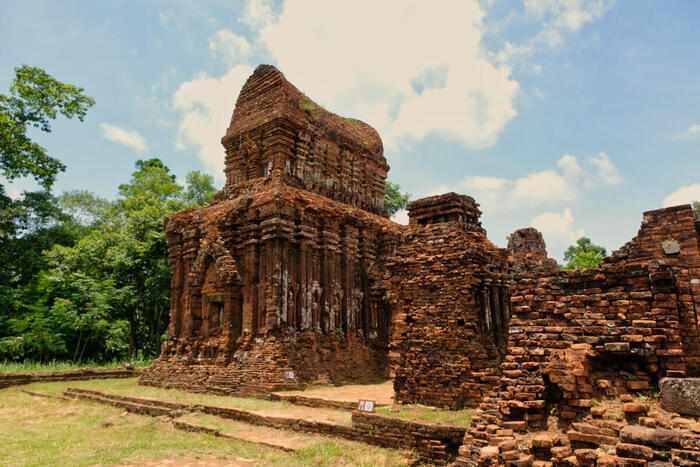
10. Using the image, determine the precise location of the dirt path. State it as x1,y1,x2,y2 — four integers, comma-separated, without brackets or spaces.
250,404,351,425
274,380,394,406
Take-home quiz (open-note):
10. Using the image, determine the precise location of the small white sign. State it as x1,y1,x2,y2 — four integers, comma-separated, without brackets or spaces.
283,370,295,379
357,399,376,413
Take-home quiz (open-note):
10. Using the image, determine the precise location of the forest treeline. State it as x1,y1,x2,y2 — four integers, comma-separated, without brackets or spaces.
0,65,219,362
1,159,217,362
1,65,411,364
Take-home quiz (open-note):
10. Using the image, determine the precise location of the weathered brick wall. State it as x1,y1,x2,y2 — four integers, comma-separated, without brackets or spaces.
142,65,403,393
220,65,388,217
352,411,466,463
456,205,700,466
508,227,559,277
387,193,511,409
605,204,700,371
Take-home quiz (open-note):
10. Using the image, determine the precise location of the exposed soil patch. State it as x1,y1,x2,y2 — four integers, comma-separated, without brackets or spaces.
275,380,394,406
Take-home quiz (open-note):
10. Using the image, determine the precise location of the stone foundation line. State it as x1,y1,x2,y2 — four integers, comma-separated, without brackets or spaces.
0,367,139,389
62,387,465,464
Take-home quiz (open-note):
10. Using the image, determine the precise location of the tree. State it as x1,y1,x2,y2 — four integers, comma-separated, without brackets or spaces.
693,200,699,211
1,65,95,189
561,237,607,270
0,154,217,363
39,160,214,361
384,181,410,217
0,66,95,344
183,170,217,206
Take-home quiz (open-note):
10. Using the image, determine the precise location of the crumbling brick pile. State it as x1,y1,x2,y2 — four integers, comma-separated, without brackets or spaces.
386,193,511,409
141,65,403,394
508,227,559,278
456,204,700,466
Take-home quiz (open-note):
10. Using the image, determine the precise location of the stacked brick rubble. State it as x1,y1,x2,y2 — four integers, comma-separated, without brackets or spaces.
386,193,511,409
456,204,700,466
508,227,559,278
141,65,403,394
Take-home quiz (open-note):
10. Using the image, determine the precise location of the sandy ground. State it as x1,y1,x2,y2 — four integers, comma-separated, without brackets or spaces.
275,380,394,406
250,404,352,425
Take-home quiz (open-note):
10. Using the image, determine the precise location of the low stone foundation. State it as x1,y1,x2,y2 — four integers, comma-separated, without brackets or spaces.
64,387,465,464
140,331,388,395
0,367,139,389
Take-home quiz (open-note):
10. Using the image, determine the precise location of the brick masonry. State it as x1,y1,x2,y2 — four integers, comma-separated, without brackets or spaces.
386,193,511,409
139,64,700,465
141,65,403,394
456,205,700,466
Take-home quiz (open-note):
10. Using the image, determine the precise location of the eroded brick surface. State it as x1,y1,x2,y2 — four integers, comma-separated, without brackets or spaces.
140,65,700,465
140,65,403,394
456,205,700,466
386,193,511,408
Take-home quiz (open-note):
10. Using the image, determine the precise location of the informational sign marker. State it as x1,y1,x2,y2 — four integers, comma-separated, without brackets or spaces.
357,399,376,413
283,370,295,379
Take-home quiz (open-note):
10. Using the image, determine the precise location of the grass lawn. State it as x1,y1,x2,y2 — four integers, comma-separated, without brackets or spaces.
27,378,352,426
0,359,151,373
375,404,473,426
0,383,408,466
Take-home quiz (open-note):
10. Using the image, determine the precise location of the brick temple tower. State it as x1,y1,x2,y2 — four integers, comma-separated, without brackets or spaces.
141,65,402,393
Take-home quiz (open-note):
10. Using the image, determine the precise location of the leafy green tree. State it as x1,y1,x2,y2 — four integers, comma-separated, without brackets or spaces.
1,65,95,189
183,170,217,206
47,159,186,358
384,181,410,217
693,200,699,210
0,153,216,362
0,65,95,352
561,237,607,270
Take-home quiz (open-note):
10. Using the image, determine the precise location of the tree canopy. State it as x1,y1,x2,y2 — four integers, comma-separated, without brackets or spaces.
384,181,410,217
0,158,217,363
561,237,607,270
0,65,95,189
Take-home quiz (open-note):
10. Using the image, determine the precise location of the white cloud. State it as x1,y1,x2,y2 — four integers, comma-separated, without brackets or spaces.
663,184,700,208
492,0,612,67
513,169,573,204
437,152,622,212
531,207,584,261
172,65,254,178
391,209,409,225
589,152,622,186
255,0,519,152
673,124,700,140
525,0,612,47
0,176,41,200
99,123,148,152
240,0,275,29
208,29,252,65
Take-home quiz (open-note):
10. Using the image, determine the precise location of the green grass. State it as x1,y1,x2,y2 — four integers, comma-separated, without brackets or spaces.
0,358,152,373
25,378,353,425
300,95,316,115
26,377,292,410
375,404,473,426
0,385,407,466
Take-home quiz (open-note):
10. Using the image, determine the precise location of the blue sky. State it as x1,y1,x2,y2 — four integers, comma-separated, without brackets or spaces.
2,0,699,261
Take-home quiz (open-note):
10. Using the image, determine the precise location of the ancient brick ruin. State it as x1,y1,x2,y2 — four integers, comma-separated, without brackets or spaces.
457,205,700,466
141,65,401,393
386,193,511,409
142,64,700,465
